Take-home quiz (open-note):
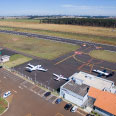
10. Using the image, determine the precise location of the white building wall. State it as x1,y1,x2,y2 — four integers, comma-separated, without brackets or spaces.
60,88,88,107
95,107,114,116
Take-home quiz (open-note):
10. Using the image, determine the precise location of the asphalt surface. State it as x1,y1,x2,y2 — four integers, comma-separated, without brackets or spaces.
0,30,116,52
0,30,116,90
0,68,84,116
12,44,116,91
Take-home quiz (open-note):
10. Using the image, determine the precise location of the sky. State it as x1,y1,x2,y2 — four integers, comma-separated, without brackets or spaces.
0,0,116,16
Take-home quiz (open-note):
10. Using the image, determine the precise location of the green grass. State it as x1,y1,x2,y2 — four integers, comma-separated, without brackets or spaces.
4,54,32,68
89,50,116,63
0,97,8,114
0,33,79,60
0,26,116,45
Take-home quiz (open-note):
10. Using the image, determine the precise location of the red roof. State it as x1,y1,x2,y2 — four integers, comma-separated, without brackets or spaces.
88,87,116,115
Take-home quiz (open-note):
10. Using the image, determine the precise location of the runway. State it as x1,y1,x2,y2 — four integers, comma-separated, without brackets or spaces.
0,29,116,52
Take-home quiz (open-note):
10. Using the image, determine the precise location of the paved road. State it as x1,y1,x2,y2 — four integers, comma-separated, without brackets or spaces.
0,30,116,52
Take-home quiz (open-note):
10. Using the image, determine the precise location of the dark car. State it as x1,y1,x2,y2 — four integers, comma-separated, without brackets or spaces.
0,65,3,68
64,104,72,110
55,98,62,104
44,92,51,97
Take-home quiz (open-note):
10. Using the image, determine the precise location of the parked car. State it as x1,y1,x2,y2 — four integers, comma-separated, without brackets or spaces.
70,106,78,112
0,65,3,68
64,103,72,110
44,92,51,97
3,91,11,98
55,98,62,104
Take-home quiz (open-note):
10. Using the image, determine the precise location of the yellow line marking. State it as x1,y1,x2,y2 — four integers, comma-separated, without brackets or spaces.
55,55,73,65
55,113,64,116
73,55,85,64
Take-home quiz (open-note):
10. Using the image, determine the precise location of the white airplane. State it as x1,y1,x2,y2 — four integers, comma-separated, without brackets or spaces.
25,63,48,72
53,73,69,81
92,69,109,77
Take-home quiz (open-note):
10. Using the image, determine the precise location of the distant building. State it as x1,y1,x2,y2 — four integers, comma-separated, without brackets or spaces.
0,55,10,63
88,87,116,116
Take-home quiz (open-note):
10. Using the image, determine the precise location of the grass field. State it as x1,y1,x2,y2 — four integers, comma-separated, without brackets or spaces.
0,19,40,23
4,54,32,68
0,97,8,114
0,26,116,45
89,50,116,63
0,33,79,60
0,21,116,38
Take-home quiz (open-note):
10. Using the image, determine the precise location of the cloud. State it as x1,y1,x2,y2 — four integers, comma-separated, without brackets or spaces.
61,4,116,10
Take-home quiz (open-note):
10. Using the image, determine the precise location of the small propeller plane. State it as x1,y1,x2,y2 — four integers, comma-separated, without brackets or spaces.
53,73,69,81
25,63,48,72
92,69,114,77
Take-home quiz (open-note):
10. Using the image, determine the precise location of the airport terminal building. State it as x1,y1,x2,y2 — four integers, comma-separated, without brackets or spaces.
60,72,116,116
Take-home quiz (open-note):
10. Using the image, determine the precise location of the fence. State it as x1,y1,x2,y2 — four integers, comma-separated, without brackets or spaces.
3,65,56,93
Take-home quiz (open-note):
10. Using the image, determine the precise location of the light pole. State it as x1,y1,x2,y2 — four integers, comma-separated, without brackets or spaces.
35,71,37,83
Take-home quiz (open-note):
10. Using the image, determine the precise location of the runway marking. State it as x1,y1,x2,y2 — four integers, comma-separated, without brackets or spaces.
73,54,85,64
18,86,23,90
78,58,93,70
55,55,73,65
81,46,92,52
90,64,94,73
55,113,64,116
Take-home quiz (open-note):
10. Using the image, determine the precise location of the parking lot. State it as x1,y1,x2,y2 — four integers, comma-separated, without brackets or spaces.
0,68,85,116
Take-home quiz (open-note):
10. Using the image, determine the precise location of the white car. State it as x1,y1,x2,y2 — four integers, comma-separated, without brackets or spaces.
71,106,78,112
3,91,11,98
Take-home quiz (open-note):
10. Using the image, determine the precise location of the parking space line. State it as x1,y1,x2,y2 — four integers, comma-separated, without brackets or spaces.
12,89,17,94
55,113,64,116
18,86,23,90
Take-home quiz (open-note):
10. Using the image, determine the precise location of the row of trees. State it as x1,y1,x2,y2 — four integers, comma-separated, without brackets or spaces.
40,18,116,28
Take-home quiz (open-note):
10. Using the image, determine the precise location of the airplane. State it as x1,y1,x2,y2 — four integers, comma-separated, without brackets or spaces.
53,73,69,81
92,69,114,77
25,63,48,72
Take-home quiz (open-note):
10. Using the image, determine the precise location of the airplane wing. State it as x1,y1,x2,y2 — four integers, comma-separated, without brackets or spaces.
27,63,34,68
25,67,35,72
54,77,60,81
37,67,48,72
53,73,59,78
53,73,68,81
53,73,61,81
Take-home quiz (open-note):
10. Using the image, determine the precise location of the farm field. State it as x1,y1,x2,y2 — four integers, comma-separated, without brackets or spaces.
0,20,116,45
0,33,79,60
